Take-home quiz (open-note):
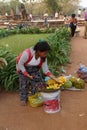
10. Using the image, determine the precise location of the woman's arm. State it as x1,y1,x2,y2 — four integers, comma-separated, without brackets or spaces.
42,59,59,82
18,51,33,79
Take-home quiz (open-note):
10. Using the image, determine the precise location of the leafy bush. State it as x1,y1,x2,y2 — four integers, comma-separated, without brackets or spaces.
0,29,8,38
0,27,56,39
41,27,56,34
0,47,19,91
30,27,41,34
47,27,71,75
10,29,19,34
19,27,55,34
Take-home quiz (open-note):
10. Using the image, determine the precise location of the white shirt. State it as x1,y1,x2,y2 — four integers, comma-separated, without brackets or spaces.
28,55,40,66
55,12,58,18
78,10,81,15
16,47,51,75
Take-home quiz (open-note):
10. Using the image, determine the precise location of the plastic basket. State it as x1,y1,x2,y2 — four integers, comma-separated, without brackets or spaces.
28,93,43,107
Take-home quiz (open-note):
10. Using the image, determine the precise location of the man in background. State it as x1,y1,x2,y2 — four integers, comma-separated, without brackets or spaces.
84,9,87,39
78,9,81,18
55,12,58,19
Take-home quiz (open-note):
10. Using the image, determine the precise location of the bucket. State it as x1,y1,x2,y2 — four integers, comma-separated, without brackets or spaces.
41,90,61,114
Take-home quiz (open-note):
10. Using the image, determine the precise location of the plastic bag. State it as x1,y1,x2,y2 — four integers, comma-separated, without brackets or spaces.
77,64,87,82
76,26,80,32
28,93,43,107
68,26,71,33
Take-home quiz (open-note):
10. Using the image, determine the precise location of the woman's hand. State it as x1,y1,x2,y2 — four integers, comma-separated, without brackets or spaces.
52,77,61,83
49,74,64,84
53,77,59,82
27,74,34,80
49,74,60,83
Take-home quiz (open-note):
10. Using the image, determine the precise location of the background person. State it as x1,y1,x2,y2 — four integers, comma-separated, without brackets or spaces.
83,9,87,39
68,14,77,37
78,9,81,18
55,12,58,19
29,13,33,21
63,15,69,28
43,13,49,27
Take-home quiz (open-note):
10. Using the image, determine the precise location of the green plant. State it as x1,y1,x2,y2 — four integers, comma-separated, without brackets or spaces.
0,29,7,38
0,47,19,91
10,29,19,34
19,28,29,34
47,27,71,75
0,27,56,39
31,27,41,34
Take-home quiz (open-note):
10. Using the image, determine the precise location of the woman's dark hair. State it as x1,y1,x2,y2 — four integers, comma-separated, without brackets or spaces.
34,40,51,52
72,14,76,18
64,15,66,17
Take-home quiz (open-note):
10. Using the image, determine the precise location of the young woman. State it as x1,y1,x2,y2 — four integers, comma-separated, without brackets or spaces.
68,14,77,37
16,40,59,105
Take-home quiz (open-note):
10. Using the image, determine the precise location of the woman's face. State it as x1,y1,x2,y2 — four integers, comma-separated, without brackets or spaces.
38,51,48,58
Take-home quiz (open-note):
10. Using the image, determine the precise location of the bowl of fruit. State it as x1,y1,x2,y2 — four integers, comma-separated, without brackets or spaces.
37,76,67,92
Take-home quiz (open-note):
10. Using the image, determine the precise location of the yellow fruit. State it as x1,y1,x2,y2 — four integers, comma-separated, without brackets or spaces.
47,79,56,85
58,76,67,84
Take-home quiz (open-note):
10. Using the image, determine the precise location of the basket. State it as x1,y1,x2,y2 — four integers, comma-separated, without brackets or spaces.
40,88,61,93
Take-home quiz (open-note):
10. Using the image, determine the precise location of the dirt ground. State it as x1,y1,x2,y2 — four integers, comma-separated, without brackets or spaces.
0,26,87,130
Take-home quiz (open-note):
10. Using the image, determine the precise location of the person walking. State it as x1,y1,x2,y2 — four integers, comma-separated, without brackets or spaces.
83,10,87,39
68,14,77,37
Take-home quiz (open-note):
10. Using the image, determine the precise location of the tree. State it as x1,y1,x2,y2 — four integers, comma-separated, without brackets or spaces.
0,0,81,17
0,1,10,15
9,0,21,14
44,0,80,15
59,0,80,15
44,0,62,14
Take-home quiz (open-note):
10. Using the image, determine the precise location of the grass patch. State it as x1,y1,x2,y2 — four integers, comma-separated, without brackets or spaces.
0,34,49,54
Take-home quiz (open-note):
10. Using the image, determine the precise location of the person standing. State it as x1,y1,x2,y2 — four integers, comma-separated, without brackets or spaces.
78,9,81,18
43,13,49,27
68,14,77,37
83,10,87,39
63,15,69,28
21,3,27,20
29,13,33,21
82,8,85,18
55,12,58,19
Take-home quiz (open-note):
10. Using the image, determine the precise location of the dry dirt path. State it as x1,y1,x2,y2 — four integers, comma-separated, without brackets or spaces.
0,26,87,130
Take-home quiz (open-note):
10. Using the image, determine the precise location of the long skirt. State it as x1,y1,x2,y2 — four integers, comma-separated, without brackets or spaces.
19,66,43,102
70,22,76,37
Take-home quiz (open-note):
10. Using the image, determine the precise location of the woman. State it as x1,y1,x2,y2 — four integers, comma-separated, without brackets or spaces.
16,39,59,106
68,14,77,37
